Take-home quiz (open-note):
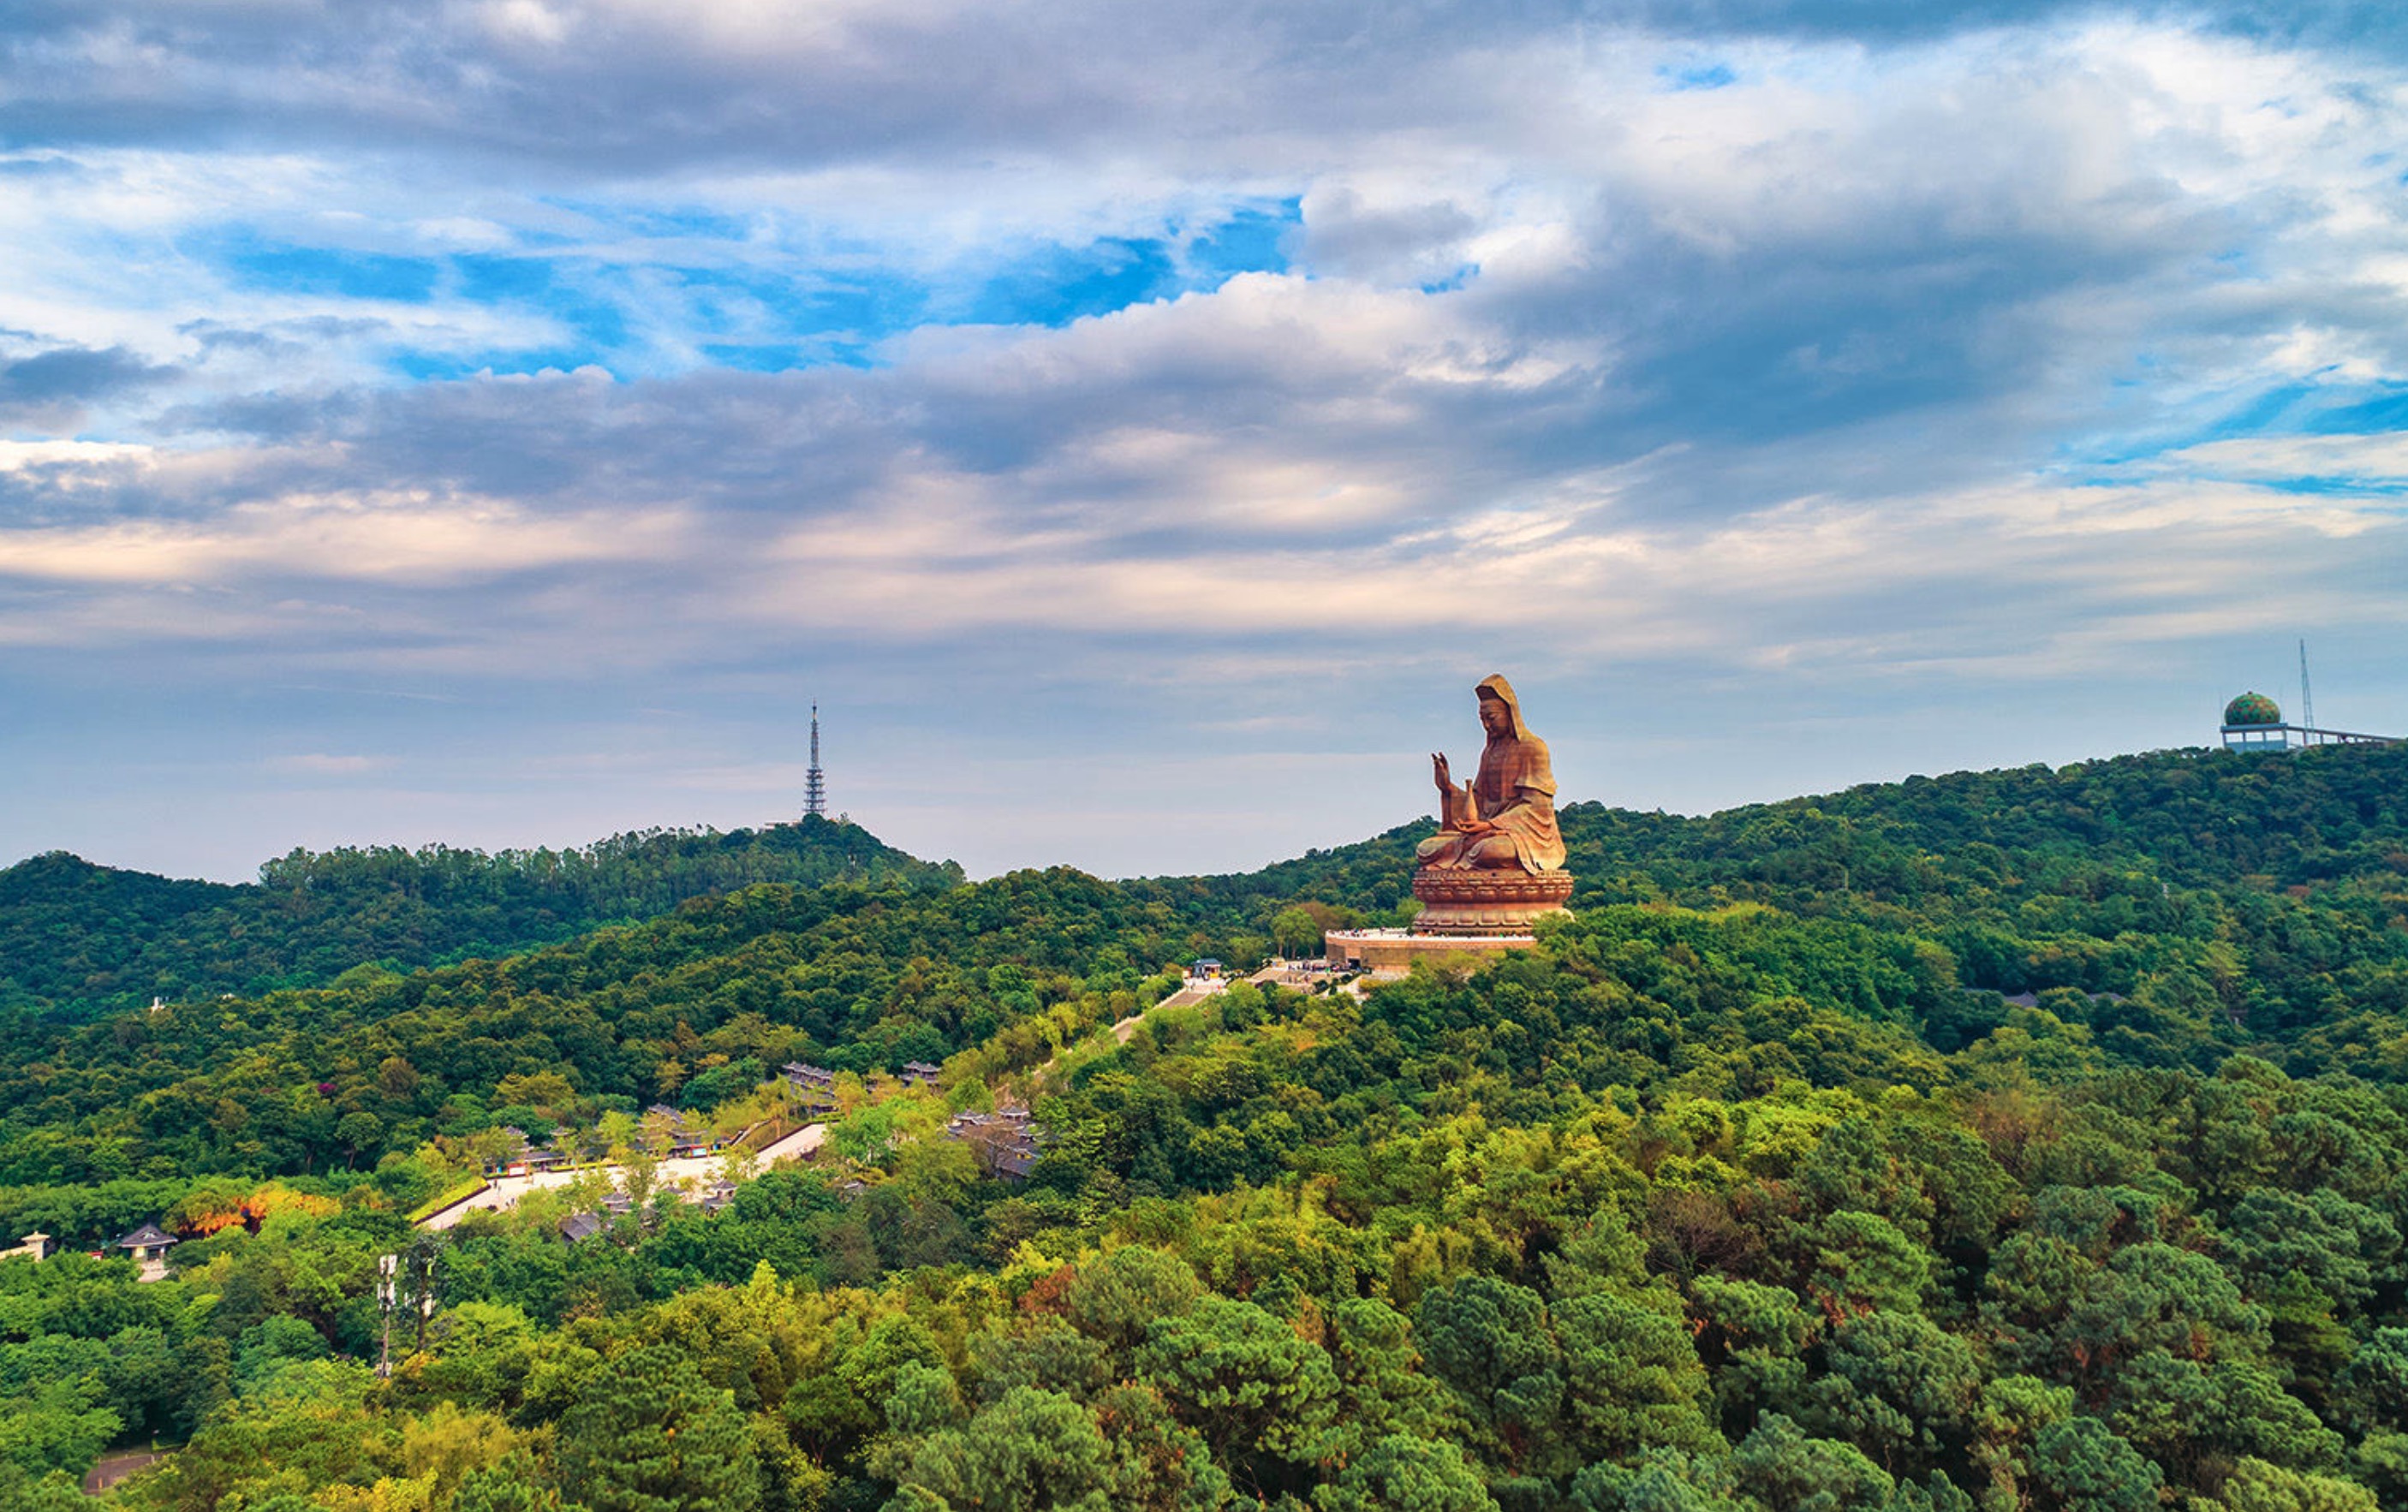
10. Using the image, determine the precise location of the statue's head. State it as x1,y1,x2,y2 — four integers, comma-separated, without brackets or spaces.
1475,674,1532,739
1478,688,1513,736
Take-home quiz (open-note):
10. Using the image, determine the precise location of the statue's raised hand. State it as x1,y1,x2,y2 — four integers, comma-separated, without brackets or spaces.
1432,753,1453,793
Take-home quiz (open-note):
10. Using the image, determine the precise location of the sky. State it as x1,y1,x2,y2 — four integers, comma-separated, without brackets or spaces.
3,0,2406,884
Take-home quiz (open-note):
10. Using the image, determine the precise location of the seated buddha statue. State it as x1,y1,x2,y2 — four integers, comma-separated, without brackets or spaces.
1416,674,1568,874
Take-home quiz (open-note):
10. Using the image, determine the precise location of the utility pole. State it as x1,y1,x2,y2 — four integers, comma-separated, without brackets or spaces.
412,1243,438,1356
2299,639,2316,732
375,1253,397,1378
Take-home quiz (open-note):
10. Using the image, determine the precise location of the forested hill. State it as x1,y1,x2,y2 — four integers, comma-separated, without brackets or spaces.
7,740,2407,1194
17,741,2393,1029
0,817,963,1021
9,742,2408,1510
1141,739,2408,936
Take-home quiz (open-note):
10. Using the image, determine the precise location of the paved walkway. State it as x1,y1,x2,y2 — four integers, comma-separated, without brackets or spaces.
419,1124,826,1229
1113,973,1235,1043
754,1122,829,1164
1113,963,1325,1044
86,1449,169,1494
1140,979,1219,1013
1252,962,1326,989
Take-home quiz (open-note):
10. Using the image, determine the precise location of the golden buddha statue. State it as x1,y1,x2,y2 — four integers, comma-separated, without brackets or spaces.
1411,674,1574,932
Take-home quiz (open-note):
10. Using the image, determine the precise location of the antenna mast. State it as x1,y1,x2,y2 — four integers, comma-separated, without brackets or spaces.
2299,640,2316,732
805,702,826,817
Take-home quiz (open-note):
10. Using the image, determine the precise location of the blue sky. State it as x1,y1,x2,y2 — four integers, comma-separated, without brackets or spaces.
3,0,2407,883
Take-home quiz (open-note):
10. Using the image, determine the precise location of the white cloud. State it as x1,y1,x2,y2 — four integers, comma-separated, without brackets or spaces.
3,2,2408,877
2139,432,2408,488
0,461,689,587
268,752,389,775
0,438,154,470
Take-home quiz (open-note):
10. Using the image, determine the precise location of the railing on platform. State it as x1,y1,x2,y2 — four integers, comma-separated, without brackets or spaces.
2220,723,2399,753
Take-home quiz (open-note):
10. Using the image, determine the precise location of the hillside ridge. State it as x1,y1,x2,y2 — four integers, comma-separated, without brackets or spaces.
8,741,2408,1511
0,816,962,1021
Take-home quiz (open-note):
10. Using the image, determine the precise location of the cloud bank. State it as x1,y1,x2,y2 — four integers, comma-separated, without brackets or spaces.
2,0,2404,880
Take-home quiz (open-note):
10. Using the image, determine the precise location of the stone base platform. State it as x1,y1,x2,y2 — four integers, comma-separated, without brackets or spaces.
1410,866,1574,933
1324,929,1542,975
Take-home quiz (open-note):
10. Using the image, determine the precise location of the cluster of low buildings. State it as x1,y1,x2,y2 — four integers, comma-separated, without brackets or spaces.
643,1105,718,1158
781,1058,945,1106
22,1057,1017,1272
556,1171,742,1242
487,1105,721,1178
3,1223,178,1283
945,1104,1042,1180
780,1061,840,1115
492,1128,569,1176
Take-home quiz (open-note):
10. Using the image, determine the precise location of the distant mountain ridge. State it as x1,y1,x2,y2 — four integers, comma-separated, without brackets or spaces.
1137,741,2408,922
0,738,2403,1199
0,817,963,1021
15,741,2405,1026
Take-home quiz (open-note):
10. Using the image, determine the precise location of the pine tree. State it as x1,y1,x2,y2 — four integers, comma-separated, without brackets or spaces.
556,1344,760,1512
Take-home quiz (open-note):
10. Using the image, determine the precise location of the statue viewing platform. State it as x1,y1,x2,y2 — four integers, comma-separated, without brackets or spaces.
1323,926,1545,973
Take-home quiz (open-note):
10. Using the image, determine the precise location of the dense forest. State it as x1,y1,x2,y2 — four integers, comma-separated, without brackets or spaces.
0,818,962,1022
4,742,2408,1512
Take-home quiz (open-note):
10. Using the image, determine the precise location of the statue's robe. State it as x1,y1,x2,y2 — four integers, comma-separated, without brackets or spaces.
1458,731,1565,872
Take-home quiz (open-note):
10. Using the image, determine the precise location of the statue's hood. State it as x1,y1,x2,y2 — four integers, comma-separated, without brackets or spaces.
1476,673,1532,742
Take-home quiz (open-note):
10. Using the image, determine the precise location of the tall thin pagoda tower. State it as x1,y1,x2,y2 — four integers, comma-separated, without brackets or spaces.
804,703,826,817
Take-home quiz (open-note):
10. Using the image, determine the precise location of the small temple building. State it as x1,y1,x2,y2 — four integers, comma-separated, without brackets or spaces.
112,1221,179,1282
781,1061,839,1114
945,1105,1041,1180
